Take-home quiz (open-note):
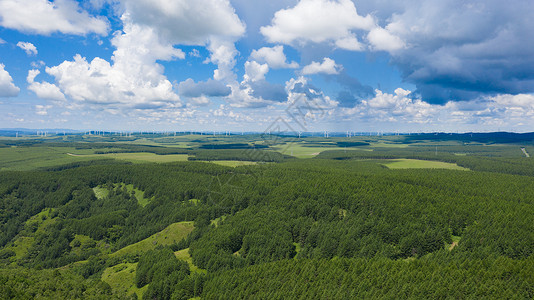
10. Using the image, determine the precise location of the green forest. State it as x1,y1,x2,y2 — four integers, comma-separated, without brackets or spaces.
0,133,533,299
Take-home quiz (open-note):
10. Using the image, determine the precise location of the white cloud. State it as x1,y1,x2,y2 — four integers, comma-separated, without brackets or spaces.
16,41,37,56
367,27,405,52
27,69,66,101
244,61,269,82
0,38,5,44
207,38,239,82
31,60,46,69
189,96,211,106
250,46,298,69
301,58,342,75
341,88,441,124
120,0,245,45
44,16,183,108
120,0,245,84
0,64,20,97
0,0,109,35
489,94,534,109
261,0,374,48
335,35,365,51
35,104,52,116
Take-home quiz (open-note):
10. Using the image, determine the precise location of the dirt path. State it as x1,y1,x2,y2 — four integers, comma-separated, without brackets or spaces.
521,148,530,158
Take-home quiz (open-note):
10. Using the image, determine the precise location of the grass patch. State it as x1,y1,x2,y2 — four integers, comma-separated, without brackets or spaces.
86,152,189,163
210,216,227,227
101,262,147,298
273,142,371,158
92,186,109,199
382,159,469,170
189,199,200,205
94,183,152,207
209,160,258,167
110,221,194,258
0,147,106,171
370,142,410,148
174,248,206,274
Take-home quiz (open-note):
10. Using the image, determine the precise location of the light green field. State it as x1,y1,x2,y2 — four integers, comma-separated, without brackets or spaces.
370,142,410,148
382,159,469,170
92,186,109,199
273,142,370,158
101,262,147,298
0,147,104,171
209,160,258,167
174,248,206,274
93,183,152,207
86,152,189,163
111,221,194,257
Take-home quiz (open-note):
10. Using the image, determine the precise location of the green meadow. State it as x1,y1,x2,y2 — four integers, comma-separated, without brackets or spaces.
382,159,469,170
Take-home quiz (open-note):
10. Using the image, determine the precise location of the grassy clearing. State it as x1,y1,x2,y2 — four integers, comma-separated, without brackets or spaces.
93,183,152,207
85,152,189,163
0,147,105,171
382,159,469,170
174,248,206,274
101,262,147,298
273,142,370,158
211,216,227,227
120,183,152,207
209,160,258,167
111,221,194,258
92,186,109,199
370,142,410,148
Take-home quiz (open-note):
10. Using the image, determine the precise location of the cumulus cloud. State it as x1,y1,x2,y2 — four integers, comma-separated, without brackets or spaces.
367,27,405,52
370,0,534,103
16,41,37,56
27,69,66,101
0,0,108,35
302,58,343,75
261,0,374,49
250,46,298,69
120,0,245,83
0,64,20,97
178,78,231,98
44,16,183,107
120,0,245,45
244,61,269,82
341,88,441,124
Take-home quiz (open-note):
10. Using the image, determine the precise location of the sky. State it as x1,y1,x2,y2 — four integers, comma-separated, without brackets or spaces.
0,0,534,133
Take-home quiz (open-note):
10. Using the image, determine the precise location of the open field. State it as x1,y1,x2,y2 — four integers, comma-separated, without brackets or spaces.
102,262,147,298
273,142,371,158
0,147,104,171
85,152,189,163
209,160,258,167
111,221,194,257
382,159,469,170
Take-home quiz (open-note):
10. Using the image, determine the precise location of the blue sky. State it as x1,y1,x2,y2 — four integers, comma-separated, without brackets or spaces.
1,0,533,132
